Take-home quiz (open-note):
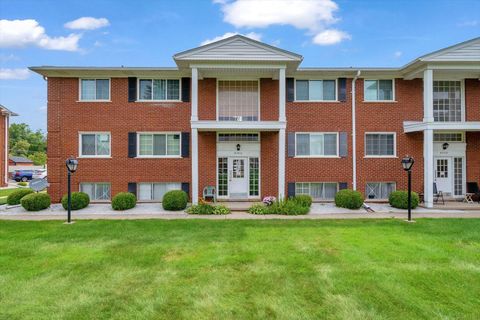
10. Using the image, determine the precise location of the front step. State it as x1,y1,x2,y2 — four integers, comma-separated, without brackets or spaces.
219,201,260,212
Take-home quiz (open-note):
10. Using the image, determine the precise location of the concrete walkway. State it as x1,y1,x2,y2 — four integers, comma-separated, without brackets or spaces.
1,202,480,220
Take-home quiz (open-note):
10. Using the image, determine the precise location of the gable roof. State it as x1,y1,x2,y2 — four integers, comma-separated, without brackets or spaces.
174,35,303,62
9,156,33,163
0,104,18,116
418,37,480,62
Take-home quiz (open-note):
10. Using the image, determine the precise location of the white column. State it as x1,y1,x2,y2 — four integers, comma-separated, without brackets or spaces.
278,128,286,199
191,128,199,204
278,68,286,122
423,69,434,123
423,129,434,208
191,67,198,121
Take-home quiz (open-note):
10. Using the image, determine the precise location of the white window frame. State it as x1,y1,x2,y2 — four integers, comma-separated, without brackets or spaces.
294,132,340,158
137,78,182,102
136,182,182,202
136,132,182,158
433,131,465,142
78,78,111,102
78,132,111,158
295,182,339,200
364,132,397,158
363,79,395,102
365,182,396,200
294,78,338,102
216,79,261,121
432,79,465,122
79,182,111,202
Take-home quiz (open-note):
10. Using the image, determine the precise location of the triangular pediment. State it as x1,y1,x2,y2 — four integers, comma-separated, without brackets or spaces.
174,35,302,62
420,37,480,62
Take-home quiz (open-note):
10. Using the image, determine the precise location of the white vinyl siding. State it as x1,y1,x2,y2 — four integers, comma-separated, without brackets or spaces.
80,79,110,101
295,80,336,101
138,183,181,201
364,79,394,101
295,133,338,157
138,79,180,101
80,183,111,201
295,182,338,200
365,133,396,157
137,133,180,157
79,133,111,157
366,182,396,199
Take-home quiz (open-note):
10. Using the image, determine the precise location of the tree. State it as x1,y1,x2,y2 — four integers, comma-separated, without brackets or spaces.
29,151,47,166
11,139,30,157
9,123,47,164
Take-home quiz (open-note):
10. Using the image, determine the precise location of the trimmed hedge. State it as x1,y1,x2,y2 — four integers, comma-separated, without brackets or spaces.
335,189,363,209
389,190,419,209
20,193,51,211
111,192,137,211
61,192,90,210
7,188,34,205
17,182,28,187
162,190,188,211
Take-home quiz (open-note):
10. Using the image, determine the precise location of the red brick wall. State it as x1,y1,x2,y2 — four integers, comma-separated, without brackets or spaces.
0,115,6,187
198,132,216,199
198,79,216,120
466,132,480,184
260,79,279,121
466,79,480,121
47,77,191,202
261,132,278,198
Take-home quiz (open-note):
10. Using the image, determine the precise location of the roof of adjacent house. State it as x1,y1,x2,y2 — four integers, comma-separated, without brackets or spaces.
0,104,18,116
9,156,33,163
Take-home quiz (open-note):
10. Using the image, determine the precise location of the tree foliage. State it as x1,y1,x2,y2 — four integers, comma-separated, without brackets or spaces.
9,123,47,165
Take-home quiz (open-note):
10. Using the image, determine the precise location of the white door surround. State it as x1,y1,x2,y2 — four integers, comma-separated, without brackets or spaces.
434,157,452,195
228,157,249,199
433,141,466,197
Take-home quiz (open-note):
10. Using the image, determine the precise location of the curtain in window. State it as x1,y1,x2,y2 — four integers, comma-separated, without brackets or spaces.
166,134,180,155
296,134,310,156
378,80,393,100
81,80,96,100
153,80,166,100
167,80,179,100
323,80,336,100
295,80,309,100
139,80,152,100
96,79,109,100
308,81,322,100
153,135,167,155
364,80,378,101
96,134,110,155
81,134,96,155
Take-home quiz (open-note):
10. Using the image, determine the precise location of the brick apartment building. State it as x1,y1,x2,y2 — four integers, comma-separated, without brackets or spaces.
0,104,17,187
30,35,480,208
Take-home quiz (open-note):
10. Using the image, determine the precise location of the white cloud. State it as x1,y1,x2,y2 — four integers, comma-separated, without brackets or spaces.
312,29,350,45
0,19,80,51
64,17,110,30
215,0,350,45
201,31,262,45
0,53,19,62
394,51,403,58
0,68,30,80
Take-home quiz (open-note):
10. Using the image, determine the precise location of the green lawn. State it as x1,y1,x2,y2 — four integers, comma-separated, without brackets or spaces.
0,188,18,198
1,219,479,319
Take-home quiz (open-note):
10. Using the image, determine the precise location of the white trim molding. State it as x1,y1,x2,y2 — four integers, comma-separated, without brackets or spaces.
191,120,286,131
78,132,112,158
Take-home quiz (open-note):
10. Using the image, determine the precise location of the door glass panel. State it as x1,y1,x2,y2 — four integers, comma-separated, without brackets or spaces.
232,159,244,178
436,159,448,178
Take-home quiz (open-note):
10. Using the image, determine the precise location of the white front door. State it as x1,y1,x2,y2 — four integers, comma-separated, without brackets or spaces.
228,157,249,199
434,157,452,195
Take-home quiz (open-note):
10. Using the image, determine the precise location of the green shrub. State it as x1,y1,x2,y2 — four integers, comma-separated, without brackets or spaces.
253,198,309,215
281,200,310,215
389,191,419,209
186,203,214,214
61,192,90,210
293,195,313,208
111,192,137,211
7,188,34,205
20,193,51,211
17,182,28,187
335,189,363,209
248,203,268,215
162,190,188,211
212,205,231,215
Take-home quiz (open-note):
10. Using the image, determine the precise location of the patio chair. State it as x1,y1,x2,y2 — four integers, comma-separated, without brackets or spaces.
203,186,216,203
433,182,445,205
466,182,480,204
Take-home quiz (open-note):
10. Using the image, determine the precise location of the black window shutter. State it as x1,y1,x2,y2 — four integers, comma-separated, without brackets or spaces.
287,182,296,198
128,77,137,102
286,78,295,102
338,78,347,102
181,77,191,102
128,183,137,197
128,132,137,158
181,132,190,158
339,182,348,190
287,132,296,157
181,182,190,200
339,132,348,157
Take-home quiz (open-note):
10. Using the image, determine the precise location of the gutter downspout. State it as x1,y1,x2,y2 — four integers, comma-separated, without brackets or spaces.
352,70,361,190
4,115,9,186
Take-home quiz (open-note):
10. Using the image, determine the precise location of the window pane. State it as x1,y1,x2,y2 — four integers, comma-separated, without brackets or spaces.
296,134,310,156
153,134,166,156
324,134,337,155
96,134,110,156
96,79,109,100
323,80,336,100
153,80,166,100
167,134,180,155
138,183,152,201
296,80,309,100
324,183,337,199
218,80,259,121
139,134,153,155
310,134,324,156
81,134,96,155
364,80,378,101
81,79,96,100
309,80,323,100
80,183,93,199
167,80,179,100
366,134,394,156
139,80,152,100
378,80,393,100
95,183,111,200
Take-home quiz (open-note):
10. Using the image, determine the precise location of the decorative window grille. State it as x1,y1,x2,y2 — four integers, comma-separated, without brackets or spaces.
218,158,228,196
80,183,111,201
218,80,259,121
366,182,396,199
249,158,259,197
433,81,462,122
218,133,259,142
295,182,338,200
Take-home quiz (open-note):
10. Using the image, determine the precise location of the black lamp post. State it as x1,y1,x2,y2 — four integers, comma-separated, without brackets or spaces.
401,156,415,222
65,157,78,224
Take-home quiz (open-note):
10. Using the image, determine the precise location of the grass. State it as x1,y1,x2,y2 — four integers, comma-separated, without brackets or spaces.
0,188,19,198
0,219,479,319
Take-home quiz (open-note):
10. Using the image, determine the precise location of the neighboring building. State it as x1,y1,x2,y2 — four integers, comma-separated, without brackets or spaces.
30,35,480,207
0,104,18,187
9,156,34,166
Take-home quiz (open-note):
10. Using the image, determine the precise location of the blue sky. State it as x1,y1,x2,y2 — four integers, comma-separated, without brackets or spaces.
1,0,479,131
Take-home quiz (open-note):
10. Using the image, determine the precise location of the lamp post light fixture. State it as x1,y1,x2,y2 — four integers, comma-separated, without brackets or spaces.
401,155,415,222
65,157,78,224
